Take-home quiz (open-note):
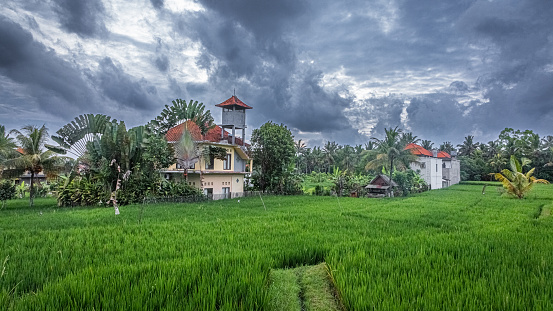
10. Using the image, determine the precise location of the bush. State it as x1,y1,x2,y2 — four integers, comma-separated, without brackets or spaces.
0,180,16,209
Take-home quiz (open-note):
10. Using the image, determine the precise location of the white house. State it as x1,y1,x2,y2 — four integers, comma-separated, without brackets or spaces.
405,143,460,190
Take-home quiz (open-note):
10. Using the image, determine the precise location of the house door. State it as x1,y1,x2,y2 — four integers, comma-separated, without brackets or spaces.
222,187,230,199
204,188,213,199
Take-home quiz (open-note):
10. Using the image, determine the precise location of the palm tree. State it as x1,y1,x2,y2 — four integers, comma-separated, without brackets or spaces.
401,132,419,145
173,125,201,181
3,125,65,206
440,141,455,155
46,114,117,158
366,126,417,183
494,155,548,199
0,125,17,167
150,99,215,135
421,140,434,150
295,139,306,172
323,141,339,172
457,135,478,156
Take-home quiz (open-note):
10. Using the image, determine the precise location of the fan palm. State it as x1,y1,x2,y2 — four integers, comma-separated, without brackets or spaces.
494,155,549,199
150,99,215,135
3,125,65,206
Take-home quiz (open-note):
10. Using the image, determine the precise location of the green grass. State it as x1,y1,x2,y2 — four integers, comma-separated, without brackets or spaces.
1,184,553,310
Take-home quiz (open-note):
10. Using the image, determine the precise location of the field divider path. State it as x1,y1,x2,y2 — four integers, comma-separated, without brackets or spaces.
268,263,345,311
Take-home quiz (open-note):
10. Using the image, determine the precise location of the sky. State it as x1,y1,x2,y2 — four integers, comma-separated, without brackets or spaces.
1,0,552,148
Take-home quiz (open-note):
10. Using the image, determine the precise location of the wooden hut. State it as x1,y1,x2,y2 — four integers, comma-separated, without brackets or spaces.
365,174,398,197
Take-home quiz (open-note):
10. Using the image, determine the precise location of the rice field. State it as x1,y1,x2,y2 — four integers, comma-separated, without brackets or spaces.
1,183,552,310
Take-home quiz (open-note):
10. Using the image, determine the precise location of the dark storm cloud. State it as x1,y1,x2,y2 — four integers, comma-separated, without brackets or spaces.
177,0,364,144
94,57,158,111
457,0,553,139
154,55,169,72
0,16,95,118
52,0,107,38
406,94,470,143
150,0,164,10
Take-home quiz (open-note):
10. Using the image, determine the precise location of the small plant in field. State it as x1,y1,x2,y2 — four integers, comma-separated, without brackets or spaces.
494,155,549,199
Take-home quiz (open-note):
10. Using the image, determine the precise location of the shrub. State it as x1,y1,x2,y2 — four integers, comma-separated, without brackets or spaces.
0,180,16,209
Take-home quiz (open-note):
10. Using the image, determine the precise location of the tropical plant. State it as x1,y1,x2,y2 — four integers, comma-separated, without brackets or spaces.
251,122,295,192
2,125,65,206
457,135,478,156
149,99,215,135
439,141,455,155
0,125,16,163
0,180,15,209
421,140,434,150
494,155,549,199
46,114,117,157
365,127,418,184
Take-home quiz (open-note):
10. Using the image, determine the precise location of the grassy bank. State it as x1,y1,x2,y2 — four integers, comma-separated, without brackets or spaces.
1,184,552,310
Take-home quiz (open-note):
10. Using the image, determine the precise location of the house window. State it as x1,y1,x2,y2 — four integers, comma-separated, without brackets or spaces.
436,164,438,172
205,156,214,170
223,154,231,170
204,188,213,198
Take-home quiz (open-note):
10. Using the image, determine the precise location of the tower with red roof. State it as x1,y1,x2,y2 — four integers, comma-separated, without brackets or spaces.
215,95,252,146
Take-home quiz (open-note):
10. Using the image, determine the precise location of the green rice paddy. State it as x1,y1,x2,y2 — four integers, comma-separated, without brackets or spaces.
1,183,552,310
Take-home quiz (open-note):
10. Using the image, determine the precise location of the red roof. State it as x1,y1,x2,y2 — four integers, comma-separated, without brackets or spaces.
437,151,451,159
215,95,252,109
405,143,433,157
165,120,246,146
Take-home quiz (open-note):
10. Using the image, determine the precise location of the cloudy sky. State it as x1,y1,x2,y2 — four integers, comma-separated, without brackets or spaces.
1,0,552,147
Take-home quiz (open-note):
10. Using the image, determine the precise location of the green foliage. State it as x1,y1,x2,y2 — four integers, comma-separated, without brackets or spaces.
392,169,427,196
1,184,553,310
57,177,107,207
494,155,549,199
46,114,117,157
0,180,15,209
149,99,215,135
251,122,296,193
2,125,65,206
365,127,418,182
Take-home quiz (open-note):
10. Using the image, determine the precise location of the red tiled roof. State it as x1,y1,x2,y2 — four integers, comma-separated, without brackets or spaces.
215,95,253,109
437,151,451,159
165,120,246,146
405,143,433,157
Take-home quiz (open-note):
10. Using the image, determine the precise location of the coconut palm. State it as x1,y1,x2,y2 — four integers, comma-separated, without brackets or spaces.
421,140,434,150
366,126,418,183
3,125,65,206
440,141,455,155
457,135,478,156
0,125,17,170
494,155,549,199
150,99,215,135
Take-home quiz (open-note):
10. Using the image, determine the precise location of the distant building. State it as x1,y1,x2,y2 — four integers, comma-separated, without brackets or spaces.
405,143,460,189
365,174,398,197
161,96,253,200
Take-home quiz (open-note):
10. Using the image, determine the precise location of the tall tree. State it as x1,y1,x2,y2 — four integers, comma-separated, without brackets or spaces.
365,127,417,183
3,125,64,206
46,114,117,158
440,141,455,154
421,140,434,150
251,122,295,192
457,135,478,156
0,125,16,169
323,141,339,172
149,99,215,135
